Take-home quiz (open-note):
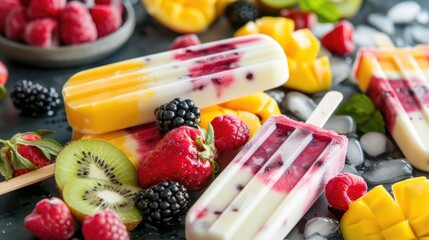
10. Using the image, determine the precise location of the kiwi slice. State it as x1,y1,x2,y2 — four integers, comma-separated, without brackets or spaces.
63,177,142,230
55,139,137,191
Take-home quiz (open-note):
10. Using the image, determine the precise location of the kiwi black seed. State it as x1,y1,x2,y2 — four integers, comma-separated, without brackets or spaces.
54,139,137,191
63,177,142,230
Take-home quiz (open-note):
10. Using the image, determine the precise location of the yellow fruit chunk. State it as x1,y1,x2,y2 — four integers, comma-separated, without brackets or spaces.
141,0,217,33
284,56,331,94
381,221,416,240
410,212,429,238
215,0,235,16
234,17,331,94
362,186,405,229
341,177,429,240
284,29,320,62
220,92,280,123
392,177,427,220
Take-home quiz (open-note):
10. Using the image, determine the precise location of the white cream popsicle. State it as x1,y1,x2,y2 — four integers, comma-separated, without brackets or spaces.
353,46,429,171
186,92,347,240
62,34,289,134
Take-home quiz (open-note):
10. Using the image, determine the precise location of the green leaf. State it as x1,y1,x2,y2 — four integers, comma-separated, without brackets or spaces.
0,148,13,180
358,111,386,134
0,86,6,100
205,124,215,145
336,94,375,124
34,129,54,136
6,142,36,170
17,138,63,158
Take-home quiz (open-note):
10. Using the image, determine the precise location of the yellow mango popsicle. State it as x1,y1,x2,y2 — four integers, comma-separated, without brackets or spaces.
63,34,289,134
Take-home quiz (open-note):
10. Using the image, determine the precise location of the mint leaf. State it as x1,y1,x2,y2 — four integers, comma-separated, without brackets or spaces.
358,111,386,134
336,94,375,124
336,93,386,134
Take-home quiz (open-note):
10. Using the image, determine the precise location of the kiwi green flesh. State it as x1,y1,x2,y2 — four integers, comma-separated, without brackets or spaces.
257,0,297,8
63,177,142,230
328,0,363,17
55,139,137,191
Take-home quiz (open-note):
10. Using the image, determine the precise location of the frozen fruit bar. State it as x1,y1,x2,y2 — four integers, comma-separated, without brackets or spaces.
62,34,289,134
186,114,347,240
354,46,429,171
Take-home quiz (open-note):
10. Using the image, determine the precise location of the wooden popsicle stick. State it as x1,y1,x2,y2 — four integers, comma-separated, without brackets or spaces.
306,91,343,128
0,164,54,195
373,32,396,48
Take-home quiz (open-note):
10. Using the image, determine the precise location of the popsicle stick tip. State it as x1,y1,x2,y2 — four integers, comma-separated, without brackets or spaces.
305,91,343,128
373,32,396,49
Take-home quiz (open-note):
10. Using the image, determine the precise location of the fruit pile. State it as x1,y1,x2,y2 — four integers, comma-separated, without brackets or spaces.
0,0,124,48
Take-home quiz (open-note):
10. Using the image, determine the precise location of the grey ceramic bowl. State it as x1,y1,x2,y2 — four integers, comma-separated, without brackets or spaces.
0,1,136,68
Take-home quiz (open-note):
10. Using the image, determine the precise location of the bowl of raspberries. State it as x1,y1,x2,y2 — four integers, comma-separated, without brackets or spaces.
0,0,135,67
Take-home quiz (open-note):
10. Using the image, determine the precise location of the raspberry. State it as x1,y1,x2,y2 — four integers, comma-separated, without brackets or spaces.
90,4,122,38
5,7,28,42
225,0,259,28
24,18,59,48
135,181,190,225
24,198,75,240
82,210,130,240
325,173,367,211
171,34,201,50
94,0,123,14
59,1,97,45
27,0,66,20
211,115,249,153
19,0,32,6
0,0,21,34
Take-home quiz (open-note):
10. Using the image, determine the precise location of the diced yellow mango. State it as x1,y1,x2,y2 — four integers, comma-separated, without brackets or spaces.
392,177,427,219
410,212,429,238
284,29,320,62
341,220,383,240
220,92,281,123
255,17,294,48
234,21,259,37
215,0,235,16
341,199,376,226
363,187,405,229
405,180,429,220
381,221,416,240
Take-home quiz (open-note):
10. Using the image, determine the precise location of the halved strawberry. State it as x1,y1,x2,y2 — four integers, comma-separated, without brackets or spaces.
321,20,355,55
138,125,217,191
0,61,8,99
0,130,62,180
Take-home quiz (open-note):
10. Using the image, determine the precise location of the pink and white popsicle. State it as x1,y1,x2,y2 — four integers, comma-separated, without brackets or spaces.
186,91,347,240
63,34,289,134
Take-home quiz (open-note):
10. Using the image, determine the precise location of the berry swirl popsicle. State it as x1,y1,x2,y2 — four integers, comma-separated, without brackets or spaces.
62,34,289,134
354,45,429,171
186,91,347,240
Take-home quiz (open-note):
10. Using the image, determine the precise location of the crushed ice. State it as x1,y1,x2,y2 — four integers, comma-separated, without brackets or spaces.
346,138,364,167
304,217,340,239
360,132,394,158
324,115,356,135
282,91,316,121
387,1,421,24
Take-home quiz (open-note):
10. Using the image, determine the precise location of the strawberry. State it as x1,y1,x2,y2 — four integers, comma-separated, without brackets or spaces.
0,60,9,99
138,125,217,191
94,0,123,14
0,130,62,180
280,9,317,30
24,197,76,240
325,173,367,211
82,210,130,240
321,20,355,55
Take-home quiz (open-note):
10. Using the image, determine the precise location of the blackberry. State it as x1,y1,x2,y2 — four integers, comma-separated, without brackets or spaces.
154,98,200,134
225,0,259,28
10,80,61,117
135,181,190,225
